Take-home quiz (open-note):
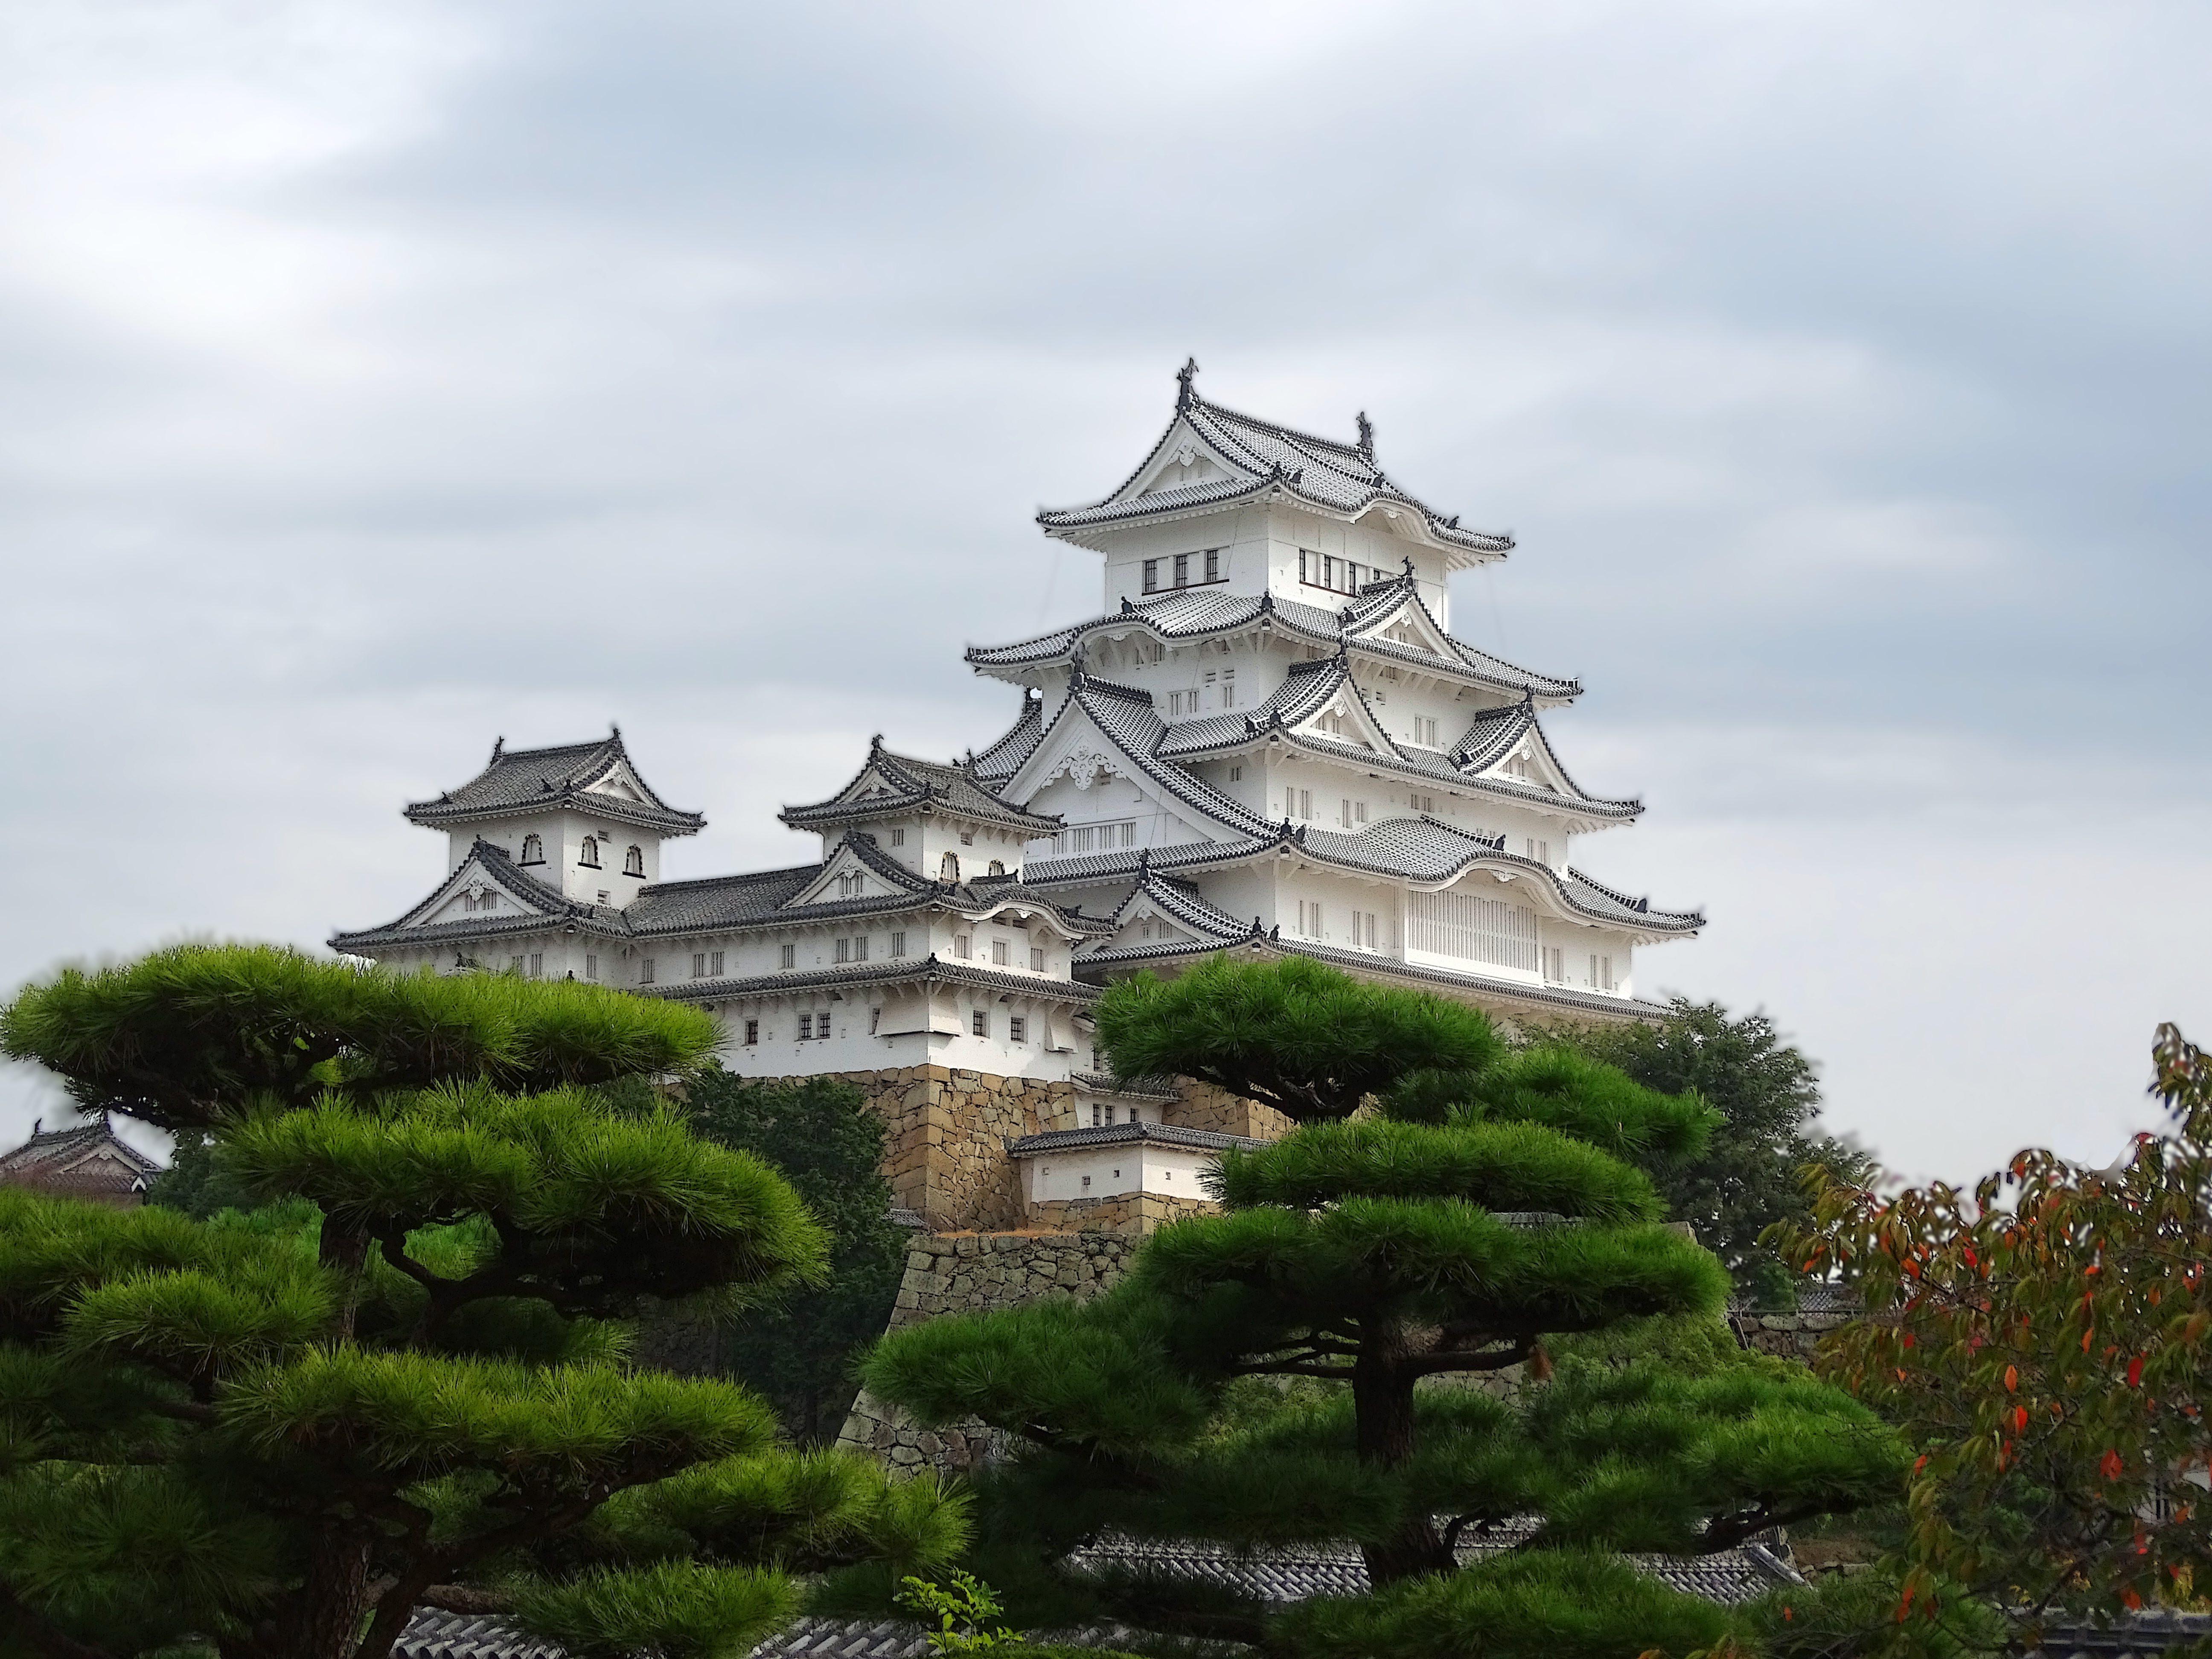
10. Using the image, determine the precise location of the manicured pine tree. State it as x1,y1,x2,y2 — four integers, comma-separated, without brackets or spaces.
0,944,965,1659
864,956,1903,1657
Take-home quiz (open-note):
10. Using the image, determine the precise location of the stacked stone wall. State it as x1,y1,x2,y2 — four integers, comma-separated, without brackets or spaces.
1729,1309,1855,1362
1022,1190,1216,1235
838,1230,1139,1472
1167,1079,1293,1141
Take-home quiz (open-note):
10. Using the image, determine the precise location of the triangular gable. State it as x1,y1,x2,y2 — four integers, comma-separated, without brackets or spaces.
405,847,564,930
581,757,655,806
1285,665,1394,755
1475,713,1578,797
785,836,935,907
1347,585,1457,660
1004,685,1259,844
1129,417,1249,500
1100,873,1249,952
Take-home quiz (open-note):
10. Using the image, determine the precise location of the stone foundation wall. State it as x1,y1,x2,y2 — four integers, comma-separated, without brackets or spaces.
1168,1079,1294,1142
769,1068,1075,1231
838,1229,1141,1472
1730,1310,1855,1362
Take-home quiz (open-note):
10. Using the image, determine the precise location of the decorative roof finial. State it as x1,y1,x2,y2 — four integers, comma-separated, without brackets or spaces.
1175,357,1199,411
609,722,621,739
1355,411,1374,460
491,736,505,760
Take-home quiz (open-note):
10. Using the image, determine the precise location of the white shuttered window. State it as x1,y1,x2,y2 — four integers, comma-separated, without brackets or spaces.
1408,892,1538,971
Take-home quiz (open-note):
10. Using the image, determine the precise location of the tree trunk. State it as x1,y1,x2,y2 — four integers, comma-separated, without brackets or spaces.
1352,1321,1454,1585
247,1531,375,1659
319,1215,369,1342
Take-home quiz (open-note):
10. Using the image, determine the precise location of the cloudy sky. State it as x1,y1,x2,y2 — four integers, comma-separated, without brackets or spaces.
5,0,2209,1182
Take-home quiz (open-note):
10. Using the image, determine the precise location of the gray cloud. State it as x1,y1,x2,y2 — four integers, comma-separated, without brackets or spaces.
4,0,2209,1182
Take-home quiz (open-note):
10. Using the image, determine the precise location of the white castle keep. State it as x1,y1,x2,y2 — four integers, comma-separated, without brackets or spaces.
334,367,1701,1232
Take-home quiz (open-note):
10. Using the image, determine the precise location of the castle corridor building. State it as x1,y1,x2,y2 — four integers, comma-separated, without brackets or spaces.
333,368,1701,1233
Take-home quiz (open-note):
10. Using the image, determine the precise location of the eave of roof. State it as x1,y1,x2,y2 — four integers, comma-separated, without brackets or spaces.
404,733,704,835
641,955,1105,1005
1007,1121,1266,1157
779,738,1062,835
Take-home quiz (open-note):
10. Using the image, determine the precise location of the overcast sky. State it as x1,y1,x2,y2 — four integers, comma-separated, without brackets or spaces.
5,0,2209,1182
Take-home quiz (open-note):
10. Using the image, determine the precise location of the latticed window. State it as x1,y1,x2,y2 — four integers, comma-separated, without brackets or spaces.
579,838,600,869
624,845,644,876
1409,893,1538,972
520,834,544,864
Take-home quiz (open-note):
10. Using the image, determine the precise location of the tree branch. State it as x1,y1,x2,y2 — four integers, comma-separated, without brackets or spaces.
0,1582,121,1659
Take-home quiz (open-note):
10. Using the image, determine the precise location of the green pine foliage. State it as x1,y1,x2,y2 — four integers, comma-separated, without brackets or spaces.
0,945,966,1659
863,958,1904,1658
686,1071,908,1443
1546,998,1874,1303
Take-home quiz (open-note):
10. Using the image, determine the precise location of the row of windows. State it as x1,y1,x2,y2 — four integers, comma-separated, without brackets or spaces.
1540,949,1618,991
1054,821,1135,855
517,832,644,876
1162,669,1236,718
1298,547,1384,596
1141,549,1225,593
1090,1103,1147,1126
738,1006,1033,1045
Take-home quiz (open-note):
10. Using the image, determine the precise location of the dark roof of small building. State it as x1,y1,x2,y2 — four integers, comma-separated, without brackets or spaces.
1007,1121,1267,1158
0,1114,162,1196
404,733,704,836
1068,1070,1183,1102
1036,374,1513,564
781,737,1063,835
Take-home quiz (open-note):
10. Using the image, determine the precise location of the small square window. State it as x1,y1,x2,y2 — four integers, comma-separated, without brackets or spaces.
1010,1016,1027,1044
891,827,906,847
1030,946,1045,971
799,1013,814,1040
890,931,907,958
744,1018,760,1045
779,943,797,970
971,1009,989,1038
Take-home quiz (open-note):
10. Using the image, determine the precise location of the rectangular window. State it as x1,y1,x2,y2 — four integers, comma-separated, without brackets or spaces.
1030,946,1045,971
1205,547,1221,582
528,953,543,978
1352,911,1379,950
853,935,868,962
992,940,1009,966
779,943,796,970
971,1009,989,1038
1409,892,1540,972
1142,558,1161,592
639,957,655,984
1010,1016,1027,1044
1173,553,1190,588
1222,668,1235,707
1412,794,1435,813
1544,947,1566,983
1525,838,1551,865
835,938,850,964
509,955,523,974
799,1013,814,1040
710,950,724,976
955,934,971,960
890,931,907,958
1092,1103,1103,1128
743,1018,759,1045
1601,955,1615,991
1228,765,1243,781
1295,789,1313,819
693,952,708,978
585,954,599,981
1298,900,1323,939
891,827,906,847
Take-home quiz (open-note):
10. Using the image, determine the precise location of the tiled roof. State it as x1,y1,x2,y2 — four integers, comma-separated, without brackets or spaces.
0,1114,162,1198
1036,377,1513,563
1007,1121,1266,1157
330,840,632,954
404,733,704,836
1064,1525,1802,1608
626,864,837,933
2037,1611,2212,1659
1068,1071,1183,1101
967,585,1578,702
1112,869,1258,944
748,1618,1159,1659
970,697,1050,783
642,953,1106,1006
392,1612,563,1659
781,738,1062,835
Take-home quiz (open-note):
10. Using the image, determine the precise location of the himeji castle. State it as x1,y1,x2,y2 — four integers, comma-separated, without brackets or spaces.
333,365,1701,1234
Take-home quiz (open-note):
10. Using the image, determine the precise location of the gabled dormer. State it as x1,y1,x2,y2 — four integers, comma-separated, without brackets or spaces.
786,834,937,908
781,736,1063,881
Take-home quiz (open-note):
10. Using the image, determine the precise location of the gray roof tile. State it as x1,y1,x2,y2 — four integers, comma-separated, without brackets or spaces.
404,734,704,836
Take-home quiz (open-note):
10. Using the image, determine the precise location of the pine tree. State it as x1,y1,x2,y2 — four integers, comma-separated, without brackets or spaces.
687,1071,907,1443
862,956,1903,1656
0,945,966,1659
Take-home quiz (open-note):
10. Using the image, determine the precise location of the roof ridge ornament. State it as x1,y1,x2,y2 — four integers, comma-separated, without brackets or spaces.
491,736,505,760
1175,356,1199,411
1356,411,1374,461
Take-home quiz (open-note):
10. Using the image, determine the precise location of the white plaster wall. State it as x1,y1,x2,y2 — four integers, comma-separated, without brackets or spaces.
1021,1140,1215,1203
